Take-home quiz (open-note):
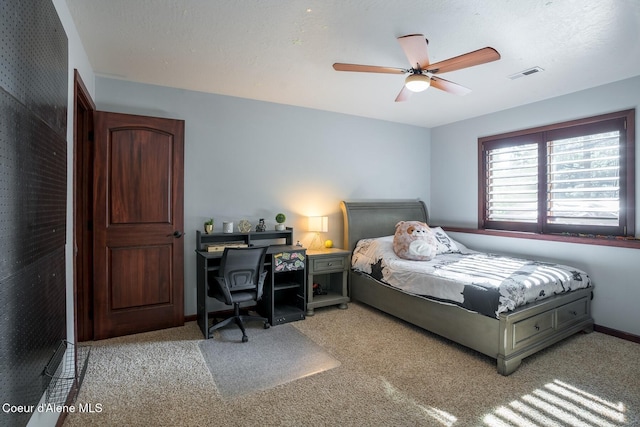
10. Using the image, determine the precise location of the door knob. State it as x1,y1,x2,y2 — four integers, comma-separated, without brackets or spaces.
171,231,183,238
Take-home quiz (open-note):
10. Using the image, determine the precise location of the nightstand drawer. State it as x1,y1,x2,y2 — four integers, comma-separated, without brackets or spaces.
311,256,346,273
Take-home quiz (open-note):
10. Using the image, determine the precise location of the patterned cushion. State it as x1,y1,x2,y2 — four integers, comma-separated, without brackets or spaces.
432,227,460,254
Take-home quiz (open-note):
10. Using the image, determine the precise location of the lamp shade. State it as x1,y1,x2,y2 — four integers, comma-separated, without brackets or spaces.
308,216,328,233
405,74,431,92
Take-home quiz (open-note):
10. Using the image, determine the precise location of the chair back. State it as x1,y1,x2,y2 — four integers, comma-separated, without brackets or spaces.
219,246,268,292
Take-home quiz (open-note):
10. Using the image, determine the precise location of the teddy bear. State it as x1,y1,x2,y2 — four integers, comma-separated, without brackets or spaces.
392,220,437,261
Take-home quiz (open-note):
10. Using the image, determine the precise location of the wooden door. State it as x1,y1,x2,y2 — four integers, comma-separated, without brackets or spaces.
73,70,96,342
93,111,184,340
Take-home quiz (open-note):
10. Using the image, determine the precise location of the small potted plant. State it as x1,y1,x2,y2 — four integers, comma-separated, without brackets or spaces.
204,218,214,234
275,213,286,231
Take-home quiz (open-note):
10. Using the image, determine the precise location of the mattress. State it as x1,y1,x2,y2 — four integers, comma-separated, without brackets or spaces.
351,235,592,318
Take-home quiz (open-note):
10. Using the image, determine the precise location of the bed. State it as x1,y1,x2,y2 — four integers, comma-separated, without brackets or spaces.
341,200,594,375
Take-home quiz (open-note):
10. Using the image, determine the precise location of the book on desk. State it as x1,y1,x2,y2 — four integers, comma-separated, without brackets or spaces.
205,242,248,253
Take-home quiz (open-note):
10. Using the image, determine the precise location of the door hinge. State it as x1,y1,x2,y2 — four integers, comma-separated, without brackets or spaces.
87,220,93,231
88,130,94,141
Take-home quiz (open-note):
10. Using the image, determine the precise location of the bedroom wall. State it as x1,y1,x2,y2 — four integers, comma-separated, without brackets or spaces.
52,0,96,349
429,75,640,337
94,77,431,316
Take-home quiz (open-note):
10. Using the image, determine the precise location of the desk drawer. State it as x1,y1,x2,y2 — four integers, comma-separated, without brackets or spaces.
511,310,554,350
311,256,346,273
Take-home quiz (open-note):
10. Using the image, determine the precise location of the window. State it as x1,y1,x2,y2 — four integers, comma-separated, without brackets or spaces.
479,110,635,237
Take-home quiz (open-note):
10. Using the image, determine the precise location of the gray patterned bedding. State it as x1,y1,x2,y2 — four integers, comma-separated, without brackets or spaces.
351,234,592,318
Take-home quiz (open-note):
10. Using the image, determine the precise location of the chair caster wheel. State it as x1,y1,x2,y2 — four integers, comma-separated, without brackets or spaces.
264,322,271,329
242,335,248,343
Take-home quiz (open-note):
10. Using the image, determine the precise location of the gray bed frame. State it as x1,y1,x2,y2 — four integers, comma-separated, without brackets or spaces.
341,200,594,375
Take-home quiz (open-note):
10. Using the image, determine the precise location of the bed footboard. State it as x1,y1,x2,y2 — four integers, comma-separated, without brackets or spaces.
497,287,594,375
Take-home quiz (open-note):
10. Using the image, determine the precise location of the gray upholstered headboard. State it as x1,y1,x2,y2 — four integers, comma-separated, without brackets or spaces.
340,200,429,252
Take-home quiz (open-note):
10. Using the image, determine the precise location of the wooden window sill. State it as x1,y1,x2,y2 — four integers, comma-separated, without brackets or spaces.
441,227,640,250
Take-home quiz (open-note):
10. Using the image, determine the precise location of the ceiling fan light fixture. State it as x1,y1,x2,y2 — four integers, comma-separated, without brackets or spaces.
405,74,431,92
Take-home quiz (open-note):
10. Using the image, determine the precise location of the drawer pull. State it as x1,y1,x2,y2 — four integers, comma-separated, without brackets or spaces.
534,324,540,331
570,310,578,316
327,262,333,266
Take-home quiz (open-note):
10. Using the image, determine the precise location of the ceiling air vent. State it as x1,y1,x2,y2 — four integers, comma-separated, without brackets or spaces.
508,66,544,80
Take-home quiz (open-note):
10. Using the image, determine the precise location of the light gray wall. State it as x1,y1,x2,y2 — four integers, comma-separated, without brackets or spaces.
95,77,431,315
53,0,95,347
430,76,640,336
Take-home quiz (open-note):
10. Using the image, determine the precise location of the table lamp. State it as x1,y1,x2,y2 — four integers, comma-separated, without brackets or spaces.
308,216,328,249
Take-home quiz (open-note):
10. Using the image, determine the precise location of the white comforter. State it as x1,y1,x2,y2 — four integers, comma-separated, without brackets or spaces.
351,236,591,318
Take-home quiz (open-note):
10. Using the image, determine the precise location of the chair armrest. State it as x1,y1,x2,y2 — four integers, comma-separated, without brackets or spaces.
256,271,267,300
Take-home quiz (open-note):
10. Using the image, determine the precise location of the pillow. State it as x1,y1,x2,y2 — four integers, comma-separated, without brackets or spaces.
392,221,437,261
432,227,460,254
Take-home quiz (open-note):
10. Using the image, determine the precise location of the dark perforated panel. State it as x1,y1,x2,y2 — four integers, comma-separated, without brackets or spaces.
0,249,66,426
0,90,67,280
0,0,68,138
0,0,68,425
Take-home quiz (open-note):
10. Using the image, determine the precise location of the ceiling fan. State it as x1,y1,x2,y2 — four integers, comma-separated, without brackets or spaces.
333,34,500,102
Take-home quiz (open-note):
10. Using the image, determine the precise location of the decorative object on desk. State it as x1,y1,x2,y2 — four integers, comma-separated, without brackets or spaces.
324,239,333,248
204,218,214,234
308,216,328,250
223,221,233,234
255,218,266,232
275,212,286,230
238,219,251,233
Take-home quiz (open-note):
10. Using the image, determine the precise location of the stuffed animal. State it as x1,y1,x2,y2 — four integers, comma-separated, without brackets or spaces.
393,221,437,261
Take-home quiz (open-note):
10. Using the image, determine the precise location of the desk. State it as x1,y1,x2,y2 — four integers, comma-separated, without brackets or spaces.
195,230,306,338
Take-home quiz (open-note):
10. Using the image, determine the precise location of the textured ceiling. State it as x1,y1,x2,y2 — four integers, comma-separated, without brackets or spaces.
65,0,640,128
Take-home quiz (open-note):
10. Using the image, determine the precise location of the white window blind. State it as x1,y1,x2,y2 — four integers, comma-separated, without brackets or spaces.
547,131,620,227
486,143,538,223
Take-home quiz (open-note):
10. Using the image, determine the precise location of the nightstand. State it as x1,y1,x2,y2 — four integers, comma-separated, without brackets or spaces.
306,248,350,315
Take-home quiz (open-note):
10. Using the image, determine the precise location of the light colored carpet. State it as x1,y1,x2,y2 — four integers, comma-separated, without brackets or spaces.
199,323,340,399
64,302,640,426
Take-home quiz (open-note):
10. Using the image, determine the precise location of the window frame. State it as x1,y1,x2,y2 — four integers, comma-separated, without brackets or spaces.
478,109,635,237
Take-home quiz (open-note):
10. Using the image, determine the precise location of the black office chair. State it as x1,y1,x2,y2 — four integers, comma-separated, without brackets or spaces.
208,246,270,342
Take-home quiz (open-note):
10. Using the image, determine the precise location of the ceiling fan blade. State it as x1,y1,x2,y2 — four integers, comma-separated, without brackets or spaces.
426,47,500,74
394,85,412,102
397,34,429,69
430,76,471,96
332,63,406,74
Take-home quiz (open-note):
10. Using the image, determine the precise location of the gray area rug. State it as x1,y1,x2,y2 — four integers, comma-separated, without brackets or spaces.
198,323,340,399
